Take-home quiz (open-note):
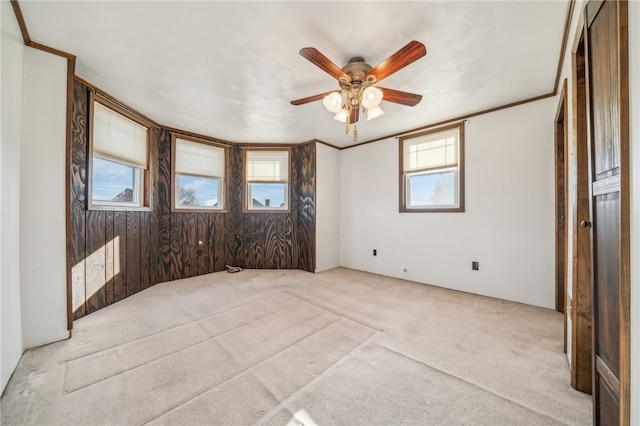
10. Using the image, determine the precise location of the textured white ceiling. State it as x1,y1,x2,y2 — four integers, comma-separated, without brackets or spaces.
19,1,568,148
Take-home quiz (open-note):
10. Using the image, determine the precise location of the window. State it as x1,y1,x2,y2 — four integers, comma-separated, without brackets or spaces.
89,96,149,209
400,122,464,212
245,149,290,211
173,137,226,211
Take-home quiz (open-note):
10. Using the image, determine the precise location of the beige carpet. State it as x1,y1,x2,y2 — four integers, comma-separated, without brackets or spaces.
1,268,592,425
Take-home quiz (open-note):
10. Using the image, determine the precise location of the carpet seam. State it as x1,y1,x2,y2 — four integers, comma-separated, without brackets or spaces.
251,329,383,425
141,315,347,425
63,292,296,363
376,342,574,426
62,296,306,394
282,291,383,333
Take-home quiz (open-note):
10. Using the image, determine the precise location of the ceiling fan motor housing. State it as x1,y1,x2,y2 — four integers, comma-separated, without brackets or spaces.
340,57,376,109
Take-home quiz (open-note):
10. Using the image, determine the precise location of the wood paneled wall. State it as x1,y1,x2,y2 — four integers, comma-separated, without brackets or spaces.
70,80,316,320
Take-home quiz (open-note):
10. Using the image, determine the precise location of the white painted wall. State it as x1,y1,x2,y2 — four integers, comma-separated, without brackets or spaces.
628,0,639,423
20,48,69,349
315,142,340,272
340,98,556,309
1,0,25,393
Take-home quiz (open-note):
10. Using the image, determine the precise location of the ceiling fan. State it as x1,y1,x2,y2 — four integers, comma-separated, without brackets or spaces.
291,40,427,141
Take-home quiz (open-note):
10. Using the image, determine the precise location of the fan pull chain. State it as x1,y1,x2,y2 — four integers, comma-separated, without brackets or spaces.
345,113,350,135
353,124,358,142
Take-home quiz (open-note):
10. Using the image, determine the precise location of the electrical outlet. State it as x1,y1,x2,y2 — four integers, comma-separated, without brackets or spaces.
472,261,479,271
373,249,377,256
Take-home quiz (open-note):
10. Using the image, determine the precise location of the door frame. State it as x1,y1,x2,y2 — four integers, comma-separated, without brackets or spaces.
555,79,568,322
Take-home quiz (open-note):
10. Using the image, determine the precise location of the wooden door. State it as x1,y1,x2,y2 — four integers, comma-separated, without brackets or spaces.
584,0,630,424
571,35,593,395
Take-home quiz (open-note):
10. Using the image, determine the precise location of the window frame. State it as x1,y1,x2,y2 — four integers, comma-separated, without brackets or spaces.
399,122,465,213
171,134,229,213
88,92,152,211
243,147,292,213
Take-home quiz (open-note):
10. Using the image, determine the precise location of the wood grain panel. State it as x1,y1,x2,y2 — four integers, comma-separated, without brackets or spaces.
126,212,141,296
148,127,161,287
263,215,283,268
113,211,127,302
294,142,316,272
156,129,172,284
68,81,317,320
182,213,197,278
140,212,151,290
242,214,263,268
104,211,115,305
227,146,245,266
170,213,183,281
85,210,106,313
212,214,226,271
276,214,292,269
70,80,88,319
196,213,210,275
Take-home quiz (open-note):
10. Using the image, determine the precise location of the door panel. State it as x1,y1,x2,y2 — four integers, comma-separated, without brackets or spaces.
585,0,629,424
593,192,620,380
598,377,620,425
589,0,619,179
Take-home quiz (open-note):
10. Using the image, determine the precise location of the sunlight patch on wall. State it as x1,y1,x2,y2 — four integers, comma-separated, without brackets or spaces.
72,236,120,312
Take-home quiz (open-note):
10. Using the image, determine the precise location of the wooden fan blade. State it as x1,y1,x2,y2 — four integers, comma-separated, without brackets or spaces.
290,91,335,106
349,107,359,124
365,41,426,83
378,87,423,107
299,47,350,82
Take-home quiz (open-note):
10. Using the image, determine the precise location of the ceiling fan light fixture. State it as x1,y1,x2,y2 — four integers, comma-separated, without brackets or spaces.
361,86,383,109
291,41,426,142
367,105,385,121
333,109,349,122
323,92,343,113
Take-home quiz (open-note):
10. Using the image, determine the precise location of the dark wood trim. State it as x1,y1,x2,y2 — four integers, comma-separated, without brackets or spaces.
65,57,76,333
554,1,576,94
74,76,159,129
616,1,631,423
27,41,75,61
398,122,465,213
11,1,76,61
170,133,230,213
314,139,341,150
554,78,568,327
10,0,31,45
346,92,555,150
242,147,293,214
164,127,235,147
168,131,233,147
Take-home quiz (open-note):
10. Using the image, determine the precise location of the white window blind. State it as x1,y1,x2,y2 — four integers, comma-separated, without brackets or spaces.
93,101,148,169
246,151,289,182
403,128,458,172
175,138,225,178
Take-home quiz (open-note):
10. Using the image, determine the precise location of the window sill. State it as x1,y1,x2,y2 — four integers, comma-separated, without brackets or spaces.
400,206,465,213
243,208,291,214
171,207,228,214
88,205,152,212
